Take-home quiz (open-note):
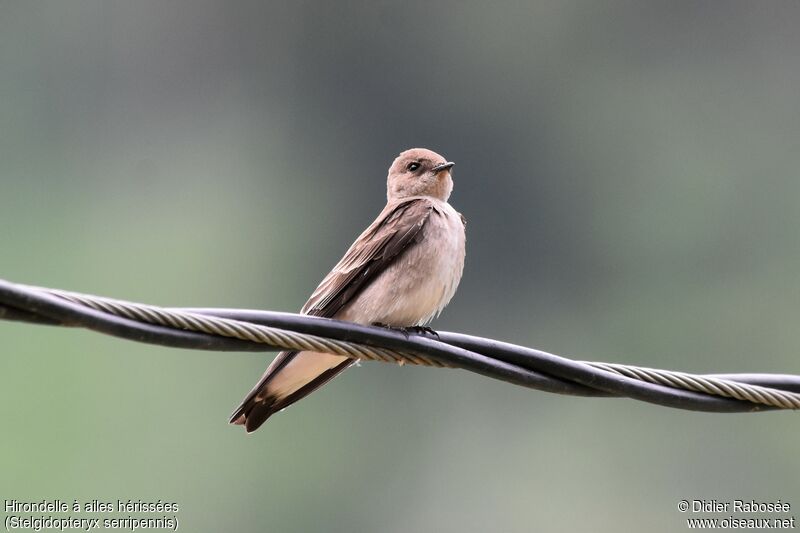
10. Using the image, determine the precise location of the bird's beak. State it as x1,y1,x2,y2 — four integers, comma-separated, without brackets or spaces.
431,161,455,173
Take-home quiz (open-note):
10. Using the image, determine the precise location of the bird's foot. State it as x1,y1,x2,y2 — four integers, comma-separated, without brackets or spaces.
371,321,410,338
370,323,439,339
402,325,440,339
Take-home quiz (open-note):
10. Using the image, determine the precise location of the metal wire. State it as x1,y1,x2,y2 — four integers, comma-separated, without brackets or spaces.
588,362,800,410
47,287,443,367
1,278,799,413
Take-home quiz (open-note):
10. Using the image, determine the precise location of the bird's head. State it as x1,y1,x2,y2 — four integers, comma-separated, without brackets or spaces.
387,148,455,202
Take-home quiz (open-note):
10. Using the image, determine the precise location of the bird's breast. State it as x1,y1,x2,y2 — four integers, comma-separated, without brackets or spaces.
339,201,465,327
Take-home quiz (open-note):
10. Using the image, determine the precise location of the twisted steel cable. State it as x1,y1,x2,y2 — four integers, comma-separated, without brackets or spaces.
45,287,445,368
588,362,800,410
1,278,799,412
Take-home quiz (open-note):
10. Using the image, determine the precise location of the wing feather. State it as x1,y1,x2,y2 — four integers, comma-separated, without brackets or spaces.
301,198,435,317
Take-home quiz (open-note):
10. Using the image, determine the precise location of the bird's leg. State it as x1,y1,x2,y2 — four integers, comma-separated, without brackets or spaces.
370,321,410,338
370,322,439,339
370,322,408,339
402,325,440,339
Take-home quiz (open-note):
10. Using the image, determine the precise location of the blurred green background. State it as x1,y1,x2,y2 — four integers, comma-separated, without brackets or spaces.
1,1,799,531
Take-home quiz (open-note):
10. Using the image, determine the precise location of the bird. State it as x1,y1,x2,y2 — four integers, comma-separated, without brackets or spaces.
230,148,466,432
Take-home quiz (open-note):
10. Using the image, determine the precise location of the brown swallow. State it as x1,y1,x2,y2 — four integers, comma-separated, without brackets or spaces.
230,148,466,432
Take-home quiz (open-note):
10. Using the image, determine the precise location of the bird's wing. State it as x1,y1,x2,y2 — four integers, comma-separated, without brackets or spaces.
230,197,436,432
301,197,436,317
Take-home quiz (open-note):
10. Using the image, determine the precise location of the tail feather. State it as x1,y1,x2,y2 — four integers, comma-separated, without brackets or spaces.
230,354,354,433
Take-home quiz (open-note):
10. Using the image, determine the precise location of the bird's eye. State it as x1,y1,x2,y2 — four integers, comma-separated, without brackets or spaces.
406,162,421,172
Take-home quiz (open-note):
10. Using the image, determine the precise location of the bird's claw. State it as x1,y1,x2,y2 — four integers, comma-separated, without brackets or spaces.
370,323,439,339
403,325,440,339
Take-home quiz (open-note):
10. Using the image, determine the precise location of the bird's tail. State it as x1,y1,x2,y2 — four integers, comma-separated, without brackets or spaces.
230,350,354,433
